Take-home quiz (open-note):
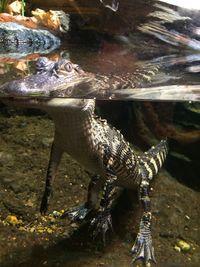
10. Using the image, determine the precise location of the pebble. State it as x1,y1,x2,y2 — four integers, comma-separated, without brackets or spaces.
5,215,22,225
52,210,62,217
71,223,78,228
174,245,181,252
46,228,53,234
185,215,190,220
0,151,14,166
176,240,191,252
41,137,53,148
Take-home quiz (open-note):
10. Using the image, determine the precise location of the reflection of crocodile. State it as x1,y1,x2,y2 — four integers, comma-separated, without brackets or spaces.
0,22,60,57
0,57,168,266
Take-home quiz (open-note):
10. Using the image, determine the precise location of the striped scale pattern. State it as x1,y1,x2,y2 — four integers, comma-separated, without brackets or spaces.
94,117,140,186
91,116,167,188
137,139,168,180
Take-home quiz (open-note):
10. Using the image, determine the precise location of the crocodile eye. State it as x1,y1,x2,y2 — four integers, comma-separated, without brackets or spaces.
65,62,73,72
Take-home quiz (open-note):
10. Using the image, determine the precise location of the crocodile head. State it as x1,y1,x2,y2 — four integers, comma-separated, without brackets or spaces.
0,57,95,98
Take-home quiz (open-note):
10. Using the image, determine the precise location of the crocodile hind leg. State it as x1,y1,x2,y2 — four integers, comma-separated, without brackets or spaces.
40,141,63,214
131,170,156,266
62,174,103,221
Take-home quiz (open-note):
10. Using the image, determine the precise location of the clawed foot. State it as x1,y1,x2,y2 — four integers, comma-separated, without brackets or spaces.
131,233,156,266
90,210,113,244
61,204,91,221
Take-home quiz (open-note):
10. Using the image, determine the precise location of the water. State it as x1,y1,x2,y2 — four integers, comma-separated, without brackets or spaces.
0,1,200,267
1,1,200,100
0,99,199,267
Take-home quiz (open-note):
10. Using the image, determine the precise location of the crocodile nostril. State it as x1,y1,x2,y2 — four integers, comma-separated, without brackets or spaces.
75,65,84,74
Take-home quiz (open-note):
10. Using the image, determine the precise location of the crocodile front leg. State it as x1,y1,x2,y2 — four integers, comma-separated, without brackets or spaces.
91,144,120,243
91,180,122,244
131,170,156,266
40,141,63,214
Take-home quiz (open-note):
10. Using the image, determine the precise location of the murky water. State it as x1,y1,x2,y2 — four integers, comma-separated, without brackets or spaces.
0,1,200,267
0,100,199,267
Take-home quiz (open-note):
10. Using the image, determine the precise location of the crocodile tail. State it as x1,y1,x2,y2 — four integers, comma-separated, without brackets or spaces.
138,139,168,180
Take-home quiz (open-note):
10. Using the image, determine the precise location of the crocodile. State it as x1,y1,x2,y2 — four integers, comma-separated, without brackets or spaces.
0,57,168,266
0,22,60,57
0,55,162,98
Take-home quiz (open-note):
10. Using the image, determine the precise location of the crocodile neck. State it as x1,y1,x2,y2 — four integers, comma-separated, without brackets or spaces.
45,98,105,175
47,99,95,141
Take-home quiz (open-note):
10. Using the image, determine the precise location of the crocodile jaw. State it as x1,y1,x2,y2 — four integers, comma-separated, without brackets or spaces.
0,72,95,98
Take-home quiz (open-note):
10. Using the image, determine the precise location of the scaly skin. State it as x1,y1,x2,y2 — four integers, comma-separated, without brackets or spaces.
0,55,161,99
0,58,168,266
0,22,60,55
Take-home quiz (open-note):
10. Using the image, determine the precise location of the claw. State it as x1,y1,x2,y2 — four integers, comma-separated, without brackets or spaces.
131,233,156,266
61,204,90,221
90,211,113,244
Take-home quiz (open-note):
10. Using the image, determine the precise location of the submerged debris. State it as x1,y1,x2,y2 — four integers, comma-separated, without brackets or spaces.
1,210,68,235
